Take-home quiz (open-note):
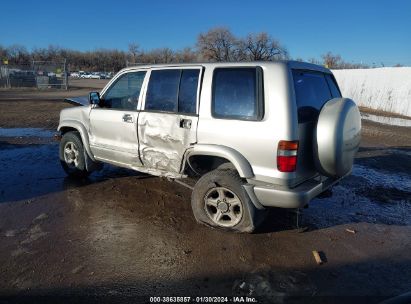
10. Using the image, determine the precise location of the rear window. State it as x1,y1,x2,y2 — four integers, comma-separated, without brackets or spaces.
292,70,335,123
212,67,263,120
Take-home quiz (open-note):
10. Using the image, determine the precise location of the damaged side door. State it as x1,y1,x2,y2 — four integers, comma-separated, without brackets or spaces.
89,70,148,167
137,67,202,176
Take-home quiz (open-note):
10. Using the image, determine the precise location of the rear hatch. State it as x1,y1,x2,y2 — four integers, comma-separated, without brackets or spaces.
291,69,342,185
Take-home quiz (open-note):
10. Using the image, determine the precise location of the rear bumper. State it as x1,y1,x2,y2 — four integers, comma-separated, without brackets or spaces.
245,175,343,209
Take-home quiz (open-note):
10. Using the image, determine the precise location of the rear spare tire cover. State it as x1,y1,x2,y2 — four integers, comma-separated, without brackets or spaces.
314,98,361,177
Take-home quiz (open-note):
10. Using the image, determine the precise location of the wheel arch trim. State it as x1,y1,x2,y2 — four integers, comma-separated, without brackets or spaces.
58,120,95,161
185,144,254,178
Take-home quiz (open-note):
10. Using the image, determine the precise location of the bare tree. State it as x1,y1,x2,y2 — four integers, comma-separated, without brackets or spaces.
149,48,175,63
175,47,198,63
308,57,321,65
128,43,140,63
320,52,371,69
0,45,7,62
3,28,377,72
6,44,30,65
321,52,342,68
239,32,288,61
197,27,237,61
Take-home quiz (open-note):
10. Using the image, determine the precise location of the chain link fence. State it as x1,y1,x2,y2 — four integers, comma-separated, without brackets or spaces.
0,60,68,89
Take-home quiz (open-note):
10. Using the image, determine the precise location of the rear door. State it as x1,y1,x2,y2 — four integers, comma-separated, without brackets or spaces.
89,70,147,166
138,67,202,174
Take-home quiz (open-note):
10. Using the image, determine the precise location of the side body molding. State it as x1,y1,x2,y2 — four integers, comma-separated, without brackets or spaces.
186,144,254,178
58,120,95,162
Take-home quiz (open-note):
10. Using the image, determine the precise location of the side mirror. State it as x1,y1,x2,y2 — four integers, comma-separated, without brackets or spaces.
89,92,101,105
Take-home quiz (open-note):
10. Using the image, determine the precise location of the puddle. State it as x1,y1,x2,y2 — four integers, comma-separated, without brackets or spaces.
0,127,55,138
0,142,142,203
352,164,411,191
361,113,411,127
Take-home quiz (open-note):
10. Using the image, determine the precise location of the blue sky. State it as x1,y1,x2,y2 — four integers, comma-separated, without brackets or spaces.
1,0,410,65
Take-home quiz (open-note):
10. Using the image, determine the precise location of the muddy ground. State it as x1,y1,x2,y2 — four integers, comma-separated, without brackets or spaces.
0,86,410,303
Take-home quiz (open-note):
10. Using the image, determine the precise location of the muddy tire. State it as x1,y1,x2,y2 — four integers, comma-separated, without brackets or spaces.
191,169,264,233
59,131,90,178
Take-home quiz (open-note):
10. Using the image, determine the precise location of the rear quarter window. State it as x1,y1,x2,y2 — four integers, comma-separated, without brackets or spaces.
212,67,263,121
292,70,333,123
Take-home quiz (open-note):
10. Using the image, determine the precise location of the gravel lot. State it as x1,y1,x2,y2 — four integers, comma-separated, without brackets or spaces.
0,83,410,303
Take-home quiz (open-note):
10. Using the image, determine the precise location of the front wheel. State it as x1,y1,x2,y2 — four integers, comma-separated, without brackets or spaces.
191,169,265,233
59,131,90,178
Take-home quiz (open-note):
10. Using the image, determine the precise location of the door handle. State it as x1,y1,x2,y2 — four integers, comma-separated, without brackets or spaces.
180,118,192,129
122,114,133,123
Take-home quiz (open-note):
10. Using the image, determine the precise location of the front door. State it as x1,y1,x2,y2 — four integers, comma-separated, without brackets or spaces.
89,70,147,166
138,68,201,174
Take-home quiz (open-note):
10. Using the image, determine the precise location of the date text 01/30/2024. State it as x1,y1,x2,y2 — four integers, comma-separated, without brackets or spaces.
149,296,258,303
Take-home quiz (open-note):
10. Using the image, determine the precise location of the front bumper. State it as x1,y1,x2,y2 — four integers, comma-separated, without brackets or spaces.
245,175,343,209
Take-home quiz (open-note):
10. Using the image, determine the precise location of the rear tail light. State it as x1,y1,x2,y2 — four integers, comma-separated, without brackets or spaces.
277,140,299,172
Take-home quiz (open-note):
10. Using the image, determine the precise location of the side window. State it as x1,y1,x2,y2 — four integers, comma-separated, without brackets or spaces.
145,69,200,114
325,74,342,98
145,70,180,112
102,71,146,110
212,67,263,120
178,69,200,114
292,70,332,123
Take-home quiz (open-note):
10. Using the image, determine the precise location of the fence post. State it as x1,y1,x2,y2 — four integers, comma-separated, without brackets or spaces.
32,60,37,89
64,58,68,90
6,66,11,89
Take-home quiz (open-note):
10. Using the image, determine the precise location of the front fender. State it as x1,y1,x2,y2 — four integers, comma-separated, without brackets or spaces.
58,120,95,162
186,144,254,178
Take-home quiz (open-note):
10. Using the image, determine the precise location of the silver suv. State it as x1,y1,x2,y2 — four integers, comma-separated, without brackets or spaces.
58,61,361,232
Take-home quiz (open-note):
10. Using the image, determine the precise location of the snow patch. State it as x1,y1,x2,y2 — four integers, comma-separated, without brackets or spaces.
332,67,411,117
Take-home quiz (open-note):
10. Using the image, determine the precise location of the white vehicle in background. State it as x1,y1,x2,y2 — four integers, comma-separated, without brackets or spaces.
99,72,110,79
80,73,92,79
100,72,113,79
90,73,102,79
73,71,112,79
79,71,90,78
